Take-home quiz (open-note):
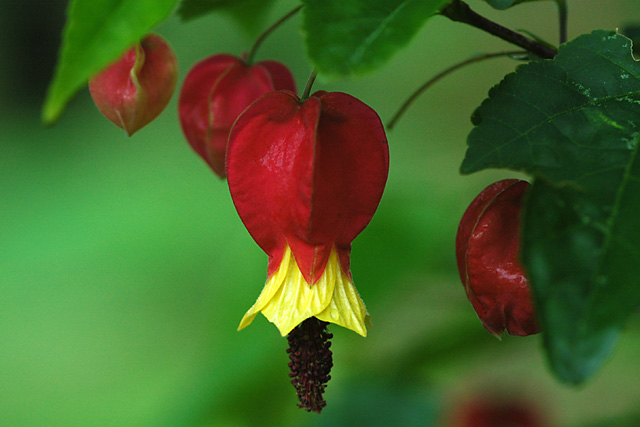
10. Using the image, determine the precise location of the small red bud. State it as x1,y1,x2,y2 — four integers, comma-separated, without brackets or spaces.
178,54,296,178
455,179,539,337
89,34,178,136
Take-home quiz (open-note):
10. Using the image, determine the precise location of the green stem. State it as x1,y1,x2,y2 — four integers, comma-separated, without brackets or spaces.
246,5,303,64
301,69,318,100
387,51,527,130
556,0,568,44
440,0,557,59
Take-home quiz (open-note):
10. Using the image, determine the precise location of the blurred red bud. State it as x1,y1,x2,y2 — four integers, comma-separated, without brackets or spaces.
89,33,178,136
447,395,547,427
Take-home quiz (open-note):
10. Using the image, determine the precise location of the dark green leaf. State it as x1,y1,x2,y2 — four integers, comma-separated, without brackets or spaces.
461,30,640,383
483,0,548,10
522,180,622,382
42,0,179,124
177,0,277,33
302,0,449,78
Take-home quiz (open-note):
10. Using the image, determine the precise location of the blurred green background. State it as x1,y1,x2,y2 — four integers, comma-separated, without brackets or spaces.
2,0,640,425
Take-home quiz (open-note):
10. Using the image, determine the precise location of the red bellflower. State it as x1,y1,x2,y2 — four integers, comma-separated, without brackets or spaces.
456,179,539,337
178,54,296,178
227,90,389,337
89,33,178,136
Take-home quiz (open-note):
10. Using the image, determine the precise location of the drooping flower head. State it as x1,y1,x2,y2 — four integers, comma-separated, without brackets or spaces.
89,33,178,136
178,54,296,178
227,90,389,337
456,179,539,337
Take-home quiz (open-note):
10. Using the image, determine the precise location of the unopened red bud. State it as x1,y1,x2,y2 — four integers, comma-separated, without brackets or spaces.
89,34,178,136
178,54,296,178
456,179,539,337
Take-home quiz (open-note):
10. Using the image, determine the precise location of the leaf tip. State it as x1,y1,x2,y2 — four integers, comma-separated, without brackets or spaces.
459,157,476,175
41,98,61,126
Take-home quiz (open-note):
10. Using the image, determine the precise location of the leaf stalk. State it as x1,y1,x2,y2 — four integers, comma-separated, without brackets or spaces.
440,0,557,59
556,0,568,44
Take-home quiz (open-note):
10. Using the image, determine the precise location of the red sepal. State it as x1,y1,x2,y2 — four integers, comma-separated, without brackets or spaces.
456,179,539,336
455,179,519,283
227,91,389,284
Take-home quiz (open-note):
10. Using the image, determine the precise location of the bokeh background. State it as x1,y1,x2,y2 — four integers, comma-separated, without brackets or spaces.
2,0,640,425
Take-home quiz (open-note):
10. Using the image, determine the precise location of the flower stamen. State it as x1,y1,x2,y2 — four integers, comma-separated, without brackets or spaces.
287,318,333,413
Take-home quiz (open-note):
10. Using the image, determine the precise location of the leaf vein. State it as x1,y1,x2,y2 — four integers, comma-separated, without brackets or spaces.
348,2,410,64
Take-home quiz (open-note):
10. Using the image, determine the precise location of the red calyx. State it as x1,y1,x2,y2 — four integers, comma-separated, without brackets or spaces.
226,90,389,284
456,179,539,337
178,55,296,178
89,34,178,136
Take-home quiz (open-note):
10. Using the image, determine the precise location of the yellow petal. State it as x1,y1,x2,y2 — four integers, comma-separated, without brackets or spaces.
238,245,370,336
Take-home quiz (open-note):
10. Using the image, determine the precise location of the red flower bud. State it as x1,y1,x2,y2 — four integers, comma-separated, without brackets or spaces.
178,55,296,178
456,179,539,337
227,90,389,336
89,34,178,136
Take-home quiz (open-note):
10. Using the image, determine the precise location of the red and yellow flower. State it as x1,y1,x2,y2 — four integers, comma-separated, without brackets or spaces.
226,89,389,337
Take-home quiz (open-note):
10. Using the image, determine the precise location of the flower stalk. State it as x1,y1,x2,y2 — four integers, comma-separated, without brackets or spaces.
387,50,526,130
439,0,557,59
556,0,568,44
301,68,318,100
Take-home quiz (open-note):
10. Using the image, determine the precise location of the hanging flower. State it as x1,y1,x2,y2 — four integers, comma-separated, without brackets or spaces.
178,54,296,178
227,89,389,337
226,88,389,411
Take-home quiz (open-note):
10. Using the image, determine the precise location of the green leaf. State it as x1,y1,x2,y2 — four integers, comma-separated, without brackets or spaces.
522,181,624,383
42,0,179,125
177,0,277,33
461,30,640,383
302,0,449,78
483,0,548,10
